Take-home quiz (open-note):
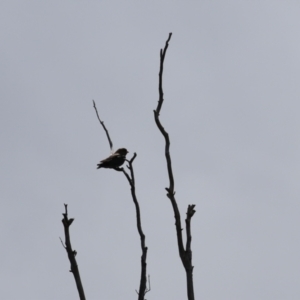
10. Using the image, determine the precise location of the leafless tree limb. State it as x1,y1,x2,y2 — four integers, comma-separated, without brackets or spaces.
153,33,196,300
93,105,148,299
93,100,114,152
61,204,86,300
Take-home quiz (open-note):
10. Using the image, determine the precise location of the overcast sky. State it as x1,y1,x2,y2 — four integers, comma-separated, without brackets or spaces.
1,1,300,299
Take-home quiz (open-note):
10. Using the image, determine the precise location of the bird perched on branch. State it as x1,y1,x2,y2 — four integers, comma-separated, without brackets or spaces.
97,148,129,169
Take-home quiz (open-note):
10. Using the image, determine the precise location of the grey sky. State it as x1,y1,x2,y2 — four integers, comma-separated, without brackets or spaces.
1,1,300,299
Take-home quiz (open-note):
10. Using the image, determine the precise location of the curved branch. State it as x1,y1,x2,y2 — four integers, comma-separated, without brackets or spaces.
61,204,86,300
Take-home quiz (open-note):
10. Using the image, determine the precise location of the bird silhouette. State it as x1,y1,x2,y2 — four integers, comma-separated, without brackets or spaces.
97,148,129,169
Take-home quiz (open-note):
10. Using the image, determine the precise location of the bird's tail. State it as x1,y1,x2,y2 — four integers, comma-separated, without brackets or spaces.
96,163,102,169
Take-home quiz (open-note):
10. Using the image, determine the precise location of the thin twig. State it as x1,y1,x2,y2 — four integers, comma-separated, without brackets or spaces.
93,100,114,152
145,275,151,294
59,237,66,249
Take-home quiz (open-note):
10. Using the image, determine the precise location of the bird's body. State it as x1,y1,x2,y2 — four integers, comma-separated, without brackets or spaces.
97,148,129,169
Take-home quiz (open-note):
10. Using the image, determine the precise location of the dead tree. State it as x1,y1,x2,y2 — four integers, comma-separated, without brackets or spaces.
154,33,196,300
60,34,195,300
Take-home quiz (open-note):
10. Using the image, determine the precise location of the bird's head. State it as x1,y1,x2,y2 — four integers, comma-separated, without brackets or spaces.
115,148,129,156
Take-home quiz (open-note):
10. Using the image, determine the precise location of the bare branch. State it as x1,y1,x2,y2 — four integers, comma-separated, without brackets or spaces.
122,153,148,300
153,32,185,256
61,204,86,300
93,100,114,152
153,33,196,300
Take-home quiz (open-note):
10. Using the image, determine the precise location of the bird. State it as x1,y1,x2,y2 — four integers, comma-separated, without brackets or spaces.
97,148,129,169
